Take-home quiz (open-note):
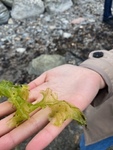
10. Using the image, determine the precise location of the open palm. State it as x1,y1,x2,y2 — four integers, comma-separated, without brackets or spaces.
0,64,104,150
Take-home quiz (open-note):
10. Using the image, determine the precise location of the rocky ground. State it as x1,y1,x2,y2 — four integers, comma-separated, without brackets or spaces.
1,0,113,149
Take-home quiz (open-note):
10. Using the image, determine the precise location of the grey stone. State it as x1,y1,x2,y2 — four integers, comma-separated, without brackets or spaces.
11,0,44,20
28,54,66,75
0,1,10,25
44,0,73,13
1,0,14,7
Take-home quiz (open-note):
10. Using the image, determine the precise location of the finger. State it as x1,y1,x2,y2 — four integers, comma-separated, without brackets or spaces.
0,105,45,137
0,73,47,117
0,108,50,150
28,73,47,90
28,82,50,103
28,86,45,103
0,101,14,118
0,113,14,136
26,119,71,150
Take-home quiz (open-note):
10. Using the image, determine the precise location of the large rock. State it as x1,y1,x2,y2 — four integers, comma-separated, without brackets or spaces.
1,0,74,21
1,0,14,7
11,0,44,20
44,0,73,13
28,54,66,76
0,1,10,25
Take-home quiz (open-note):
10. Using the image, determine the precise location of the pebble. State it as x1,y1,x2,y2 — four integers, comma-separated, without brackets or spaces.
16,48,26,53
63,32,72,38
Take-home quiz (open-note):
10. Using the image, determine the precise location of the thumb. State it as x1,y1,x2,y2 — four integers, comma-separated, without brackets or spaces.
28,73,47,90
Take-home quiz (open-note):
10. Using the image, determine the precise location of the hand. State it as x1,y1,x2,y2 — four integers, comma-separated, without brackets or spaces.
0,64,105,150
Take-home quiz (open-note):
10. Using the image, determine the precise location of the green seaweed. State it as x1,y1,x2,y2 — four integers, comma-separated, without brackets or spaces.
0,80,86,127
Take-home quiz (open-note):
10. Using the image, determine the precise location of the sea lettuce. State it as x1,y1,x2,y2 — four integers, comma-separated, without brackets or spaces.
0,80,86,127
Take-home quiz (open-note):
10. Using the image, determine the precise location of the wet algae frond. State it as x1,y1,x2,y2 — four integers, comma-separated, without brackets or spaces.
0,80,86,127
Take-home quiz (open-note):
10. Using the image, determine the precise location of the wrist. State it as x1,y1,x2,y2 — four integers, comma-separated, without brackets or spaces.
83,67,106,90
96,72,106,89
80,50,113,95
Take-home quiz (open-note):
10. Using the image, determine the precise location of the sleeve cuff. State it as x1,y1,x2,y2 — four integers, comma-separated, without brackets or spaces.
80,50,113,106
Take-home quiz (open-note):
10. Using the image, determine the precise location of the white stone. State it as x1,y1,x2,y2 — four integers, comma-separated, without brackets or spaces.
16,48,26,53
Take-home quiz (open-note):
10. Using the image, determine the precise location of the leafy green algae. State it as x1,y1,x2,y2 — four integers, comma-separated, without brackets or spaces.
0,80,86,127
